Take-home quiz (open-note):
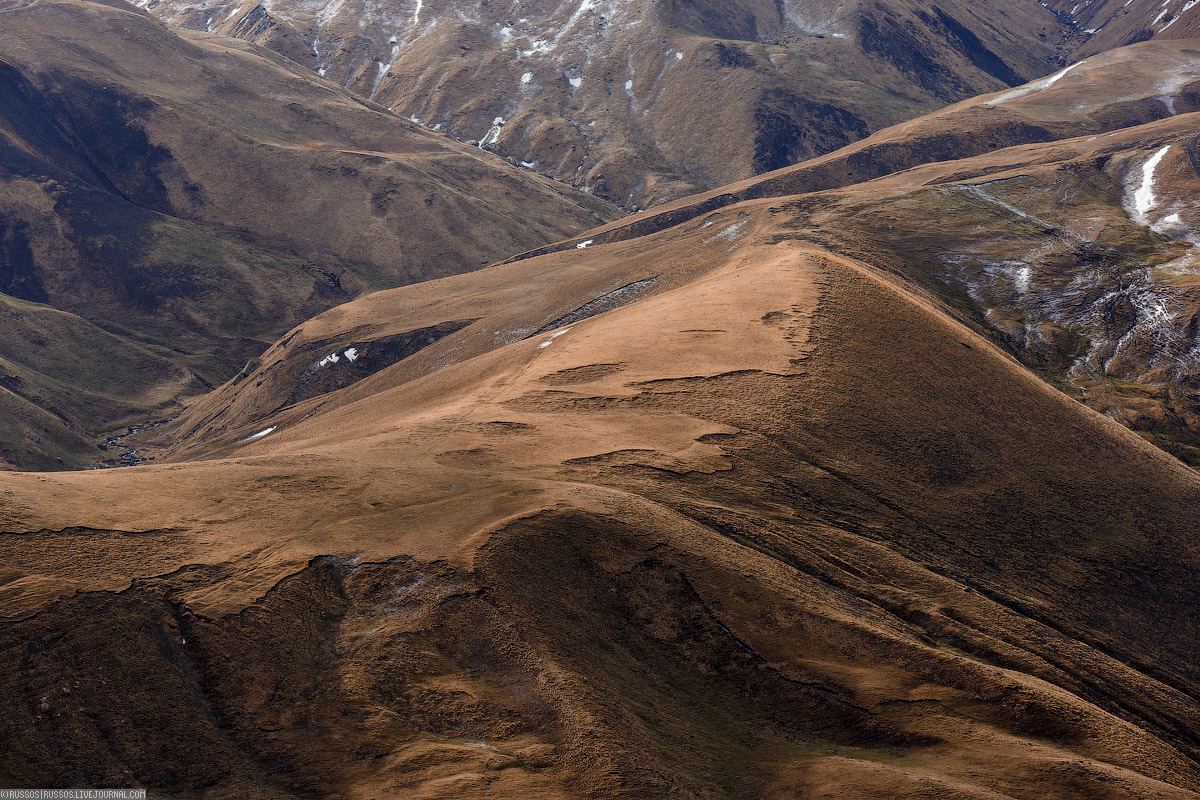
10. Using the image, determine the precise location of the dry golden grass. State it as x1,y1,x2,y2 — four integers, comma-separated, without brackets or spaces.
4,28,1200,800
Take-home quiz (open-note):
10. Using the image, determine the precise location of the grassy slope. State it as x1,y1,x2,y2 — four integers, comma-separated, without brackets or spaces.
1,209,1199,795
0,0,621,469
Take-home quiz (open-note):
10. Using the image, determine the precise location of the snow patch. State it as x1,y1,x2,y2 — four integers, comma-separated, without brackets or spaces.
1014,265,1032,295
576,239,594,248
1153,60,1200,114
986,61,1082,105
478,117,504,148
538,327,572,348
242,426,276,442
316,0,344,25
782,4,851,38
519,0,601,57
1129,145,1171,223
704,220,750,244
370,43,401,98
1161,0,1199,32
1159,212,1184,229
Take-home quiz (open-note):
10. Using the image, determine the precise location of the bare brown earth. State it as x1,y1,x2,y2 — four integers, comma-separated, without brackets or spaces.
3,98,1200,795
0,0,619,470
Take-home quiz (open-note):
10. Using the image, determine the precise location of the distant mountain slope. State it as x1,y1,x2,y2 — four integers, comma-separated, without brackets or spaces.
136,0,1075,208
1048,0,1200,56
496,41,1200,262
0,0,619,470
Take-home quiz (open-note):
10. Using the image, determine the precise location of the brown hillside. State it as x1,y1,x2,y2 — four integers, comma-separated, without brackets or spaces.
0,0,618,470
3,126,1200,795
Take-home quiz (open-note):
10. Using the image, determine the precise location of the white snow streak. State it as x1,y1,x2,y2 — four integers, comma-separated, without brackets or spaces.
986,62,1082,105
242,426,276,441
1132,145,1171,221
538,327,572,348
478,117,504,148
1014,265,1032,295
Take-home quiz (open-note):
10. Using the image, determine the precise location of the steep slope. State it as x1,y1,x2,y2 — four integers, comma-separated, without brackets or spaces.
3,117,1200,796
0,0,619,470
137,0,1074,207
0,295,193,470
824,121,1200,465
1048,0,1200,57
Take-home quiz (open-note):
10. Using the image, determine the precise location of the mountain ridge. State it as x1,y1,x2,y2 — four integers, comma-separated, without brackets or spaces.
4,209,1200,795
2,9,1200,798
